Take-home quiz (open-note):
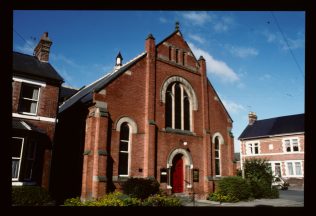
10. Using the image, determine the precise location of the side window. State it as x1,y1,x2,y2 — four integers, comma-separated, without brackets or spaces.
18,83,40,115
118,122,130,176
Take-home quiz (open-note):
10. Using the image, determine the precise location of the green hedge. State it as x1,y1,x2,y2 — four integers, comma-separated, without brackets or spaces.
63,192,181,206
12,186,54,206
208,176,252,202
122,177,160,200
142,194,182,207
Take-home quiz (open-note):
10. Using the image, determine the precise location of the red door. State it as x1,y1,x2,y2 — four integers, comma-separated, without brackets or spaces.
172,155,183,193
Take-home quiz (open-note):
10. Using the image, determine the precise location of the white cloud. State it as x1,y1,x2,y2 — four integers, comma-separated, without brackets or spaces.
188,34,205,44
50,53,80,68
259,74,272,80
16,40,37,55
189,42,239,83
213,16,234,33
263,30,304,50
159,17,167,23
182,11,212,26
222,99,246,114
228,46,259,58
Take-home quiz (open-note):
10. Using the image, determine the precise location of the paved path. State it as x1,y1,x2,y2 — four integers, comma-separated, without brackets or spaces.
182,188,304,207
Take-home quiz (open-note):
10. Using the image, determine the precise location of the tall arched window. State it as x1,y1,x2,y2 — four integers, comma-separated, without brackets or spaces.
118,122,130,176
215,137,221,176
165,82,191,131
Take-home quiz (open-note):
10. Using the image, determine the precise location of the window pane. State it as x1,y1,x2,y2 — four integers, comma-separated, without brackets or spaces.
248,144,253,155
12,138,23,157
295,162,302,175
275,163,281,177
254,144,259,154
12,159,20,179
118,153,128,175
30,101,37,113
174,83,181,129
165,87,172,128
215,137,219,150
215,150,219,158
22,85,38,99
292,139,299,151
287,162,294,175
183,92,190,130
119,141,128,152
215,159,220,175
120,123,129,141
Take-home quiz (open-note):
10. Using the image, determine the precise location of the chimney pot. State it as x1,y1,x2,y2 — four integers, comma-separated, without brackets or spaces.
248,112,257,125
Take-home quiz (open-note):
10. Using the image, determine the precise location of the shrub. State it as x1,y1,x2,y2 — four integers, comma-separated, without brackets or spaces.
63,192,143,206
122,177,160,200
208,192,239,203
243,158,277,199
142,194,182,207
12,186,54,206
214,176,252,201
64,197,84,206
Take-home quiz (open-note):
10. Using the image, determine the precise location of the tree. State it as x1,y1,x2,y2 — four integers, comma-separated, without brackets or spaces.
243,158,278,198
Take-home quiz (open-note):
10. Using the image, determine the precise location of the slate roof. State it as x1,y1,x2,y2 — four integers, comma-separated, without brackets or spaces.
60,86,79,102
59,52,146,113
12,118,45,134
238,114,304,140
13,52,64,82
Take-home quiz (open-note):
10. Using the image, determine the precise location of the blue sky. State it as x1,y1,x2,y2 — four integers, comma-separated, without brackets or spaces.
13,11,305,153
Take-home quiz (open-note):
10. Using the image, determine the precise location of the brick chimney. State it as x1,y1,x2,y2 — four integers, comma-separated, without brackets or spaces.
248,112,257,125
34,32,52,62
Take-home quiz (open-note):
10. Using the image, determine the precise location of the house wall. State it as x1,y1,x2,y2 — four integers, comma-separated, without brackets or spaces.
12,77,60,190
240,134,304,186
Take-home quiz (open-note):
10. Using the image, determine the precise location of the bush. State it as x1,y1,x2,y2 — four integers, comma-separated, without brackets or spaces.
12,186,54,206
64,197,84,206
243,158,277,199
63,192,143,206
209,192,239,203
212,176,252,202
142,194,182,207
122,177,160,200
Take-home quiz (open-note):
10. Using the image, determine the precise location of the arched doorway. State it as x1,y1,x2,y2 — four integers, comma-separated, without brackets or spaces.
171,154,184,193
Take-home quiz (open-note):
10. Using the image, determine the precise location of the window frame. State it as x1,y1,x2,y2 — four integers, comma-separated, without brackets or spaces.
285,160,303,177
18,83,41,116
165,82,192,131
214,137,221,176
118,122,131,177
282,137,300,153
245,141,260,155
12,137,25,181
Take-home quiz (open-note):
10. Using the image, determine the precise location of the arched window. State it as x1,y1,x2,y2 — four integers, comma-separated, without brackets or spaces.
215,136,221,176
118,122,130,176
165,82,191,131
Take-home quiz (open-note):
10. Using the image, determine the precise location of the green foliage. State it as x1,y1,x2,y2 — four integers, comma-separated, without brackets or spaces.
142,194,182,207
64,197,84,206
122,177,160,200
63,192,181,207
243,158,279,199
208,192,239,203
12,186,54,206
215,176,252,202
236,169,242,177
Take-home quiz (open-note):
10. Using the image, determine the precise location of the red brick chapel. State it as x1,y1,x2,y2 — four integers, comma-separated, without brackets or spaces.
52,23,235,201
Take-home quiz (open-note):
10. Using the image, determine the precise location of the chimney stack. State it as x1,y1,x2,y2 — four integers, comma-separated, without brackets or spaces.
34,32,52,62
248,112,257,125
